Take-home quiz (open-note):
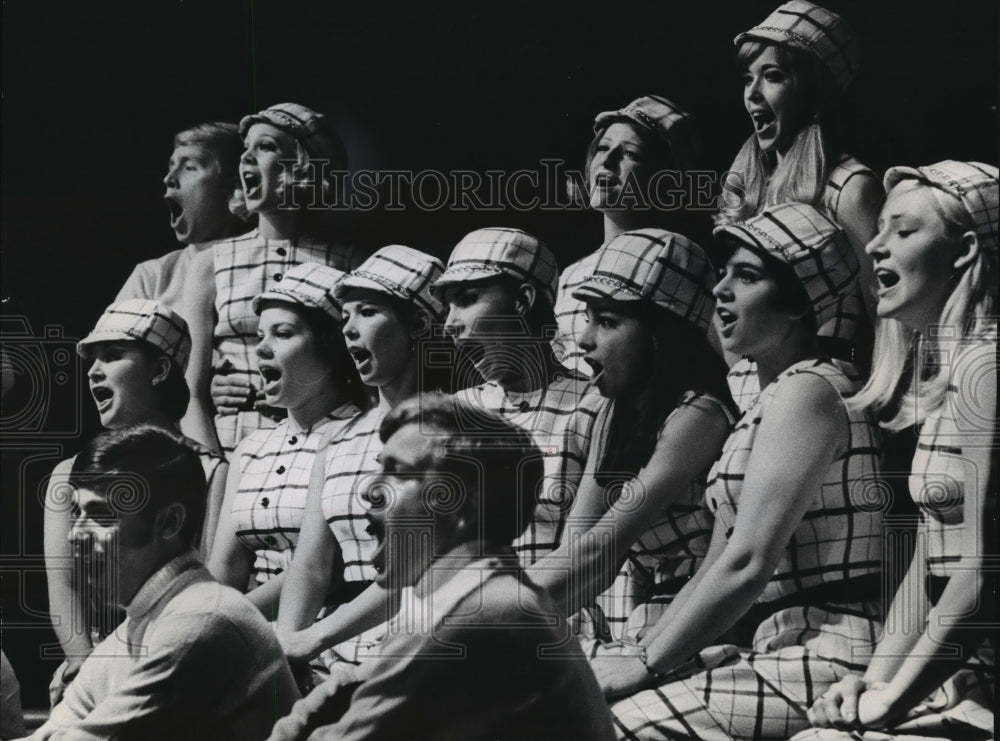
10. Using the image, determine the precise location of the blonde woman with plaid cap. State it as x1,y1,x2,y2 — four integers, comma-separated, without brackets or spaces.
433,227,609,567
529,229,735,646
179,103,366,456
208,263,366,619
555,95,702,376
42,299,227,706
797,161,997,740
272,246,447,684
598,203,883,741
719,1,884,408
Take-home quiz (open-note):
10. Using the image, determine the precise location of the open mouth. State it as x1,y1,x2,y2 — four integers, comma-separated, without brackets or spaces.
259,364,281,390
241,170,262,200
717,307,737,326
749,110,776,135
349,347,373,372
592,173,618,189
91,385,114,412
874,268,900,291
165,197,184,228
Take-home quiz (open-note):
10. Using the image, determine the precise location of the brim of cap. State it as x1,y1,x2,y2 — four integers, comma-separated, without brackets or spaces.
430,267,506,298
333,273,406,301
883,166,927,194
734,28,805,53
593,110,652,135
251,289,337,318
571,281,641,305
76,329,138,357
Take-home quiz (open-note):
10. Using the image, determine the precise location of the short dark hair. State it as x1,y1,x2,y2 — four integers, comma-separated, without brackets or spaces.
379,393,541,551
69,425,207,548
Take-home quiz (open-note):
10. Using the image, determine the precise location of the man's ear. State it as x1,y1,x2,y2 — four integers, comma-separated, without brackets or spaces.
150,356,171,387
409,309,431,341
514,283,537,317
953,230,980,273
154,503,186,541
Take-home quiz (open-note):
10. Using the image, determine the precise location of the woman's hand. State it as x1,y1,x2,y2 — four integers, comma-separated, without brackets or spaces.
807,676,892,729
588,642,656,699
211,360,260,414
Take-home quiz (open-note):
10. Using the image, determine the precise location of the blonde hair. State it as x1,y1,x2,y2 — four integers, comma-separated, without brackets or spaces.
228,136,336,219
715,42,837,228
850,181,997,429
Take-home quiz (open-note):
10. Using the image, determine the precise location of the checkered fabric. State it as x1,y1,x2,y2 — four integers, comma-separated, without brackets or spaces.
251,262,346,322
455,372,609,566
335,245,446,321
735,0,861,92
715,202,859,328
432,228,559,306
311,406,388,668
594,95,700,171
213,229,364,453
77,299,191,370
554,249,601,375
239,102,347,169
707,358,882,603
611,358,883,741
230,402,360,585
573,392,734,644
910,327,997,578
571,228,717,331
884,160,999,259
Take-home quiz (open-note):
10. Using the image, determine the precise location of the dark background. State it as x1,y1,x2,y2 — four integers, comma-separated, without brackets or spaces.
2,0,998,708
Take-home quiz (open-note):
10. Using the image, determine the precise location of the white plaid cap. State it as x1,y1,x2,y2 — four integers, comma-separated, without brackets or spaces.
593,95,700,170
239,102,347,169
251,262,347,323
77,299,191,370
714,202,859,327
884,160,999,259
572,229,717,330
735,1,861,91
334,245,446,321
432,228,559,306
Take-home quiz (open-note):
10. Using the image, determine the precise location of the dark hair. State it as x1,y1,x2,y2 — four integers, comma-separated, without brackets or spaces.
489,275,558,340
69,425,207,548
292,304,370,410
598,303,734,481
81,340,190,423
379,393,541,551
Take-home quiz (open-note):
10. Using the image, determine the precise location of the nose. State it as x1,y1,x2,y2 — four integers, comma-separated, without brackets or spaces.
341,314,358,340
578,320,596,352
712,273,733,301
255,335,272,360
87,358,104,381
240,147,255,165
163,165,179,189
443,307,463,340
865,231,887,259
744,75,762,104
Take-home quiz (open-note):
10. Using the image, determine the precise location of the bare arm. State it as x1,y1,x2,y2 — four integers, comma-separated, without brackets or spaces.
43,458,94,672
178,248,221,453
640,374,845,674
529,400,731,616
207,442,253,590
198,460,229,559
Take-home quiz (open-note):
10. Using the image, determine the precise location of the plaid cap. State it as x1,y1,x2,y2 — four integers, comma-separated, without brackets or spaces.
77,299,191,370
251,262,347,323
334,245,446,321
884,160,999,259
239,102,347,169
432,228,559,306
572,229,717,330
714,202,859,327
735,1,861,91
593,95,700,170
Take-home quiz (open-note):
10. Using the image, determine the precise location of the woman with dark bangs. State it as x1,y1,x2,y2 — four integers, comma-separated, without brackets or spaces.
554,95,702,376
718,1,883,407
529,229,735,648
596,203,882,741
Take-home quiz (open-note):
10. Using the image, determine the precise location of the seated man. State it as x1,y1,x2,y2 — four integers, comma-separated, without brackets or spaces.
268,393,616,741
25,425,299,741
